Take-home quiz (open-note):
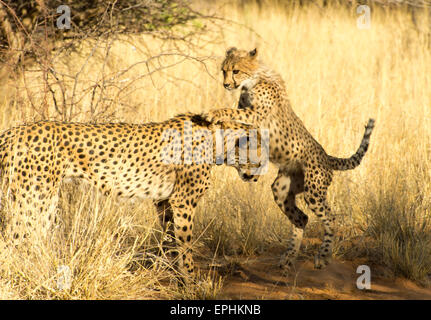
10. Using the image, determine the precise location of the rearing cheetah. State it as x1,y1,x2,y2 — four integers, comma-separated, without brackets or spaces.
207,47,375,269
0,113,267,279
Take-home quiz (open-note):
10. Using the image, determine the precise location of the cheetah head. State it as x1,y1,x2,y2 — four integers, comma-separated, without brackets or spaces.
221,47,259,90
232,129,269,183
214,120,269,183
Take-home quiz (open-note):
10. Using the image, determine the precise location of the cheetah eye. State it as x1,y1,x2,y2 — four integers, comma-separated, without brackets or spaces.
233,70,239,74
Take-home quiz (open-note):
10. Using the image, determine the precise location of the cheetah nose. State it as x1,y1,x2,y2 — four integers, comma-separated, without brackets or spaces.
223,83,230,89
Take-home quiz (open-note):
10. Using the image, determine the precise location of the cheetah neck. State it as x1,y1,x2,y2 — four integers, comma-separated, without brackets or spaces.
240,63,305,134
255,64,285,85
248,64,292,114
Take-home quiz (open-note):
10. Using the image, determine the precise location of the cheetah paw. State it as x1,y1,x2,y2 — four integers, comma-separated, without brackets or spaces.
205,110,226,124
314,254,330,269
279,253,296,271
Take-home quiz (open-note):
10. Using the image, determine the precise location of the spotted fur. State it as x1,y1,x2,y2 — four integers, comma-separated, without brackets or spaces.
207,47,375,269
0,113,264,279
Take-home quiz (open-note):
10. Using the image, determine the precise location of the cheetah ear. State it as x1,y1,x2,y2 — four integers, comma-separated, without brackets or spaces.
226,47,237,56
249,48,258,58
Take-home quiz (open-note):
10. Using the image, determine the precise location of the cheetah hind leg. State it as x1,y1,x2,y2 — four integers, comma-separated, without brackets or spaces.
5,191,58,247
303,169,334,269
312,203,335,270
271,172,308,270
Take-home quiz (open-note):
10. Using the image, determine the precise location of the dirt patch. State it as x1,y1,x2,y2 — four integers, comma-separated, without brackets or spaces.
200,254,431,300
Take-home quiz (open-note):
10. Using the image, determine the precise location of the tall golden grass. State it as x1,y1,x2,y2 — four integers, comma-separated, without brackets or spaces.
0,1,430,299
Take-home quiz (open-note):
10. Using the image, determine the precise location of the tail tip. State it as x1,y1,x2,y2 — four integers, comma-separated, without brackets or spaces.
366,118,375,130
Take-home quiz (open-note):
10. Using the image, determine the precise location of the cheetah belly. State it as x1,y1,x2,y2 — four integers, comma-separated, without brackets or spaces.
127,170,176,201
279,160,302,175
63,164,176,201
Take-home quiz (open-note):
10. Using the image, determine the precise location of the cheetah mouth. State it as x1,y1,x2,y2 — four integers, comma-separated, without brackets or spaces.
223,84,239,91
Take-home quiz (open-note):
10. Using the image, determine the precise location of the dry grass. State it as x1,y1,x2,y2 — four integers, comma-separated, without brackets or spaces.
0,1,430,299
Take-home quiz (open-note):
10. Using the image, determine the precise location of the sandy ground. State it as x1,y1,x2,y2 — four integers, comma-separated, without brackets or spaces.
199,252,431,300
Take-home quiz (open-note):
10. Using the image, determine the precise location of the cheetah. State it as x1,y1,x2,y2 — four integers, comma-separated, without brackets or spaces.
207,47,375,269
0,113,267,279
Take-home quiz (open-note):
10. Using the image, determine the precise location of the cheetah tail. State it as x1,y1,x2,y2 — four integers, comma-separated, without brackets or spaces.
327,118,375,171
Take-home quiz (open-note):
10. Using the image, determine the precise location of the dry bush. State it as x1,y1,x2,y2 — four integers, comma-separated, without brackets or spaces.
363,170,431,284
0,181,227,299
0,184,169,299
0,0,221,122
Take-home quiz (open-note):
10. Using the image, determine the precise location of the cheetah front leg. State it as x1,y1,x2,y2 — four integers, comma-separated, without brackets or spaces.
271,172,308,270
165,167,209,284
206,108,262,127
168,200,196,284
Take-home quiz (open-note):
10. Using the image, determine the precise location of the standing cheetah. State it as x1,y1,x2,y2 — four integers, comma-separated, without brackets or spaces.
0,113,266,279
207,47,374,269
